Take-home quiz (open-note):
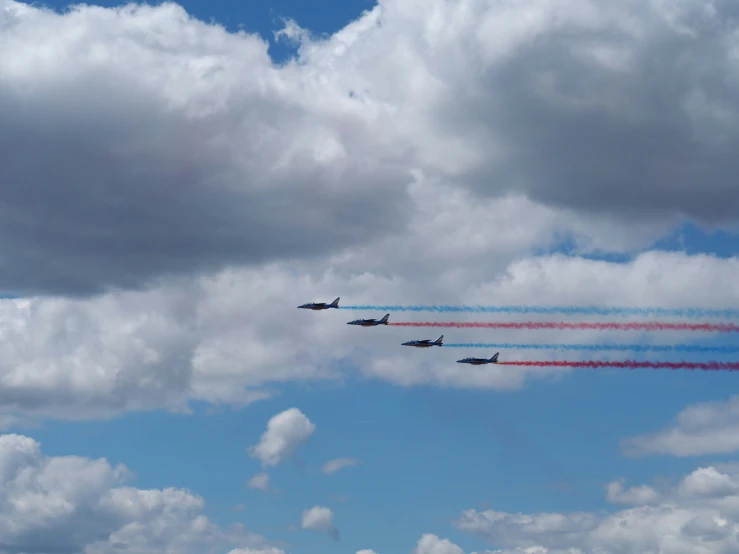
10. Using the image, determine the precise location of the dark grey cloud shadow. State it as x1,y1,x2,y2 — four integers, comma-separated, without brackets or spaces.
0,71,412,296
433,8,739,224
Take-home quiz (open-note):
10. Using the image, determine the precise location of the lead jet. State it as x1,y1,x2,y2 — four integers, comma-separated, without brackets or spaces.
457,352,499,365
347,314,390,326
298,297,340,310
402,335,443,347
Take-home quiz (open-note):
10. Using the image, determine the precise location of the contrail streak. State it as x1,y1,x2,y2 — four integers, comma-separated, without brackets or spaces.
443,343,739,353
340,305,739,318
389,321,739,332
497,360,739,371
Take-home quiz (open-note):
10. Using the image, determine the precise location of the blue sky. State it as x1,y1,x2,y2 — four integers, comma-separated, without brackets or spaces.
4,0,739,553
18,225,739,550
42,0,376,61
27,352,739,552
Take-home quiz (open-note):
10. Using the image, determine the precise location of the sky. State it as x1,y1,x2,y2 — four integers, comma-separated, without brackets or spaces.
2,0,739,553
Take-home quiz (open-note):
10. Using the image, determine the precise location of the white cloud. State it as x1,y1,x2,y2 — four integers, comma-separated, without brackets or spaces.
0,250,736,424
1,0,739,299
473,546,556,554
468,251,739,309
301,505,339,540
227,549,286,554
0,433,273,553
0,0,410,296
621,395,739,457
606,479,662,505
0,0,737,425
357,550,378,554
322,457,359,474
247,472,270,491
292,0,739,225
5,1,739,552
413,534,465,554
455,463,739,552
248,408,315,467
677,466,739,499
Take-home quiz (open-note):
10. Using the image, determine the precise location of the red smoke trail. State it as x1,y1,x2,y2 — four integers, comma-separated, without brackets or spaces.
389,321,739,332
497,360,739,371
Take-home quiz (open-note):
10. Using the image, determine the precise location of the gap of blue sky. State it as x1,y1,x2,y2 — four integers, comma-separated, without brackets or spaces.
538,221,739,263
41,0,377,62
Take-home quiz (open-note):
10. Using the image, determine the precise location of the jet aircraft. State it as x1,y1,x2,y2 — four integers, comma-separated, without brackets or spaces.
457,352,499,365
347,314,390,326
402,335,443,347
298,297,340,310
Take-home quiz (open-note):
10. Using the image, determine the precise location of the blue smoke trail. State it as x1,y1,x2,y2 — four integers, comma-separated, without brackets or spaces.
339,305,739,318
442,343,739,353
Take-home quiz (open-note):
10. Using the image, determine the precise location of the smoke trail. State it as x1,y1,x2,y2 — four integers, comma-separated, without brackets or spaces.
443,343,739,353
389,321,739,332
497,360,739,371
340,305,739,318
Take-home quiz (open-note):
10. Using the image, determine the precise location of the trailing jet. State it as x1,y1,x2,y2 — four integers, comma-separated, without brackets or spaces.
347,314,390,326
402,335,443,347
457,352,499,365
298,297,340,310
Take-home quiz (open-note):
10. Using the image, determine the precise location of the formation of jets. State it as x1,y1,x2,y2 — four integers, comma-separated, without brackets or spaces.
297,297,500,364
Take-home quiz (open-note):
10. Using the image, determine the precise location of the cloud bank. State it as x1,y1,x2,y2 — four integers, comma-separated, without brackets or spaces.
2,0,739,297
0,433,271,553
455,463,739,552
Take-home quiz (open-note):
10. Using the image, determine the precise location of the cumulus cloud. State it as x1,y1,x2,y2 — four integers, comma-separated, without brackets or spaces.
3,0,739,298
413,534,465,554
606,479,662,505
357,550,378,554
6,1,739,551
322,457,359,474
358,251,739,389
455,463,739,552
0,0,738,426
0,250,736,424
0,433,272,553
0,0,410,296
248,408,315,467
247,472,270,491
294,0,739,224
227,549,286,554
470,549,550,554
0,0,739,425
621,395,739,457
301,505,339,540
0,184,583,424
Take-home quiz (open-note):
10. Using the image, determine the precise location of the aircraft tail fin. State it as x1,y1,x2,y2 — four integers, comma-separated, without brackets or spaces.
491,352,499,363
436,335,444,344
331,297,340,307
380,314,390,323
